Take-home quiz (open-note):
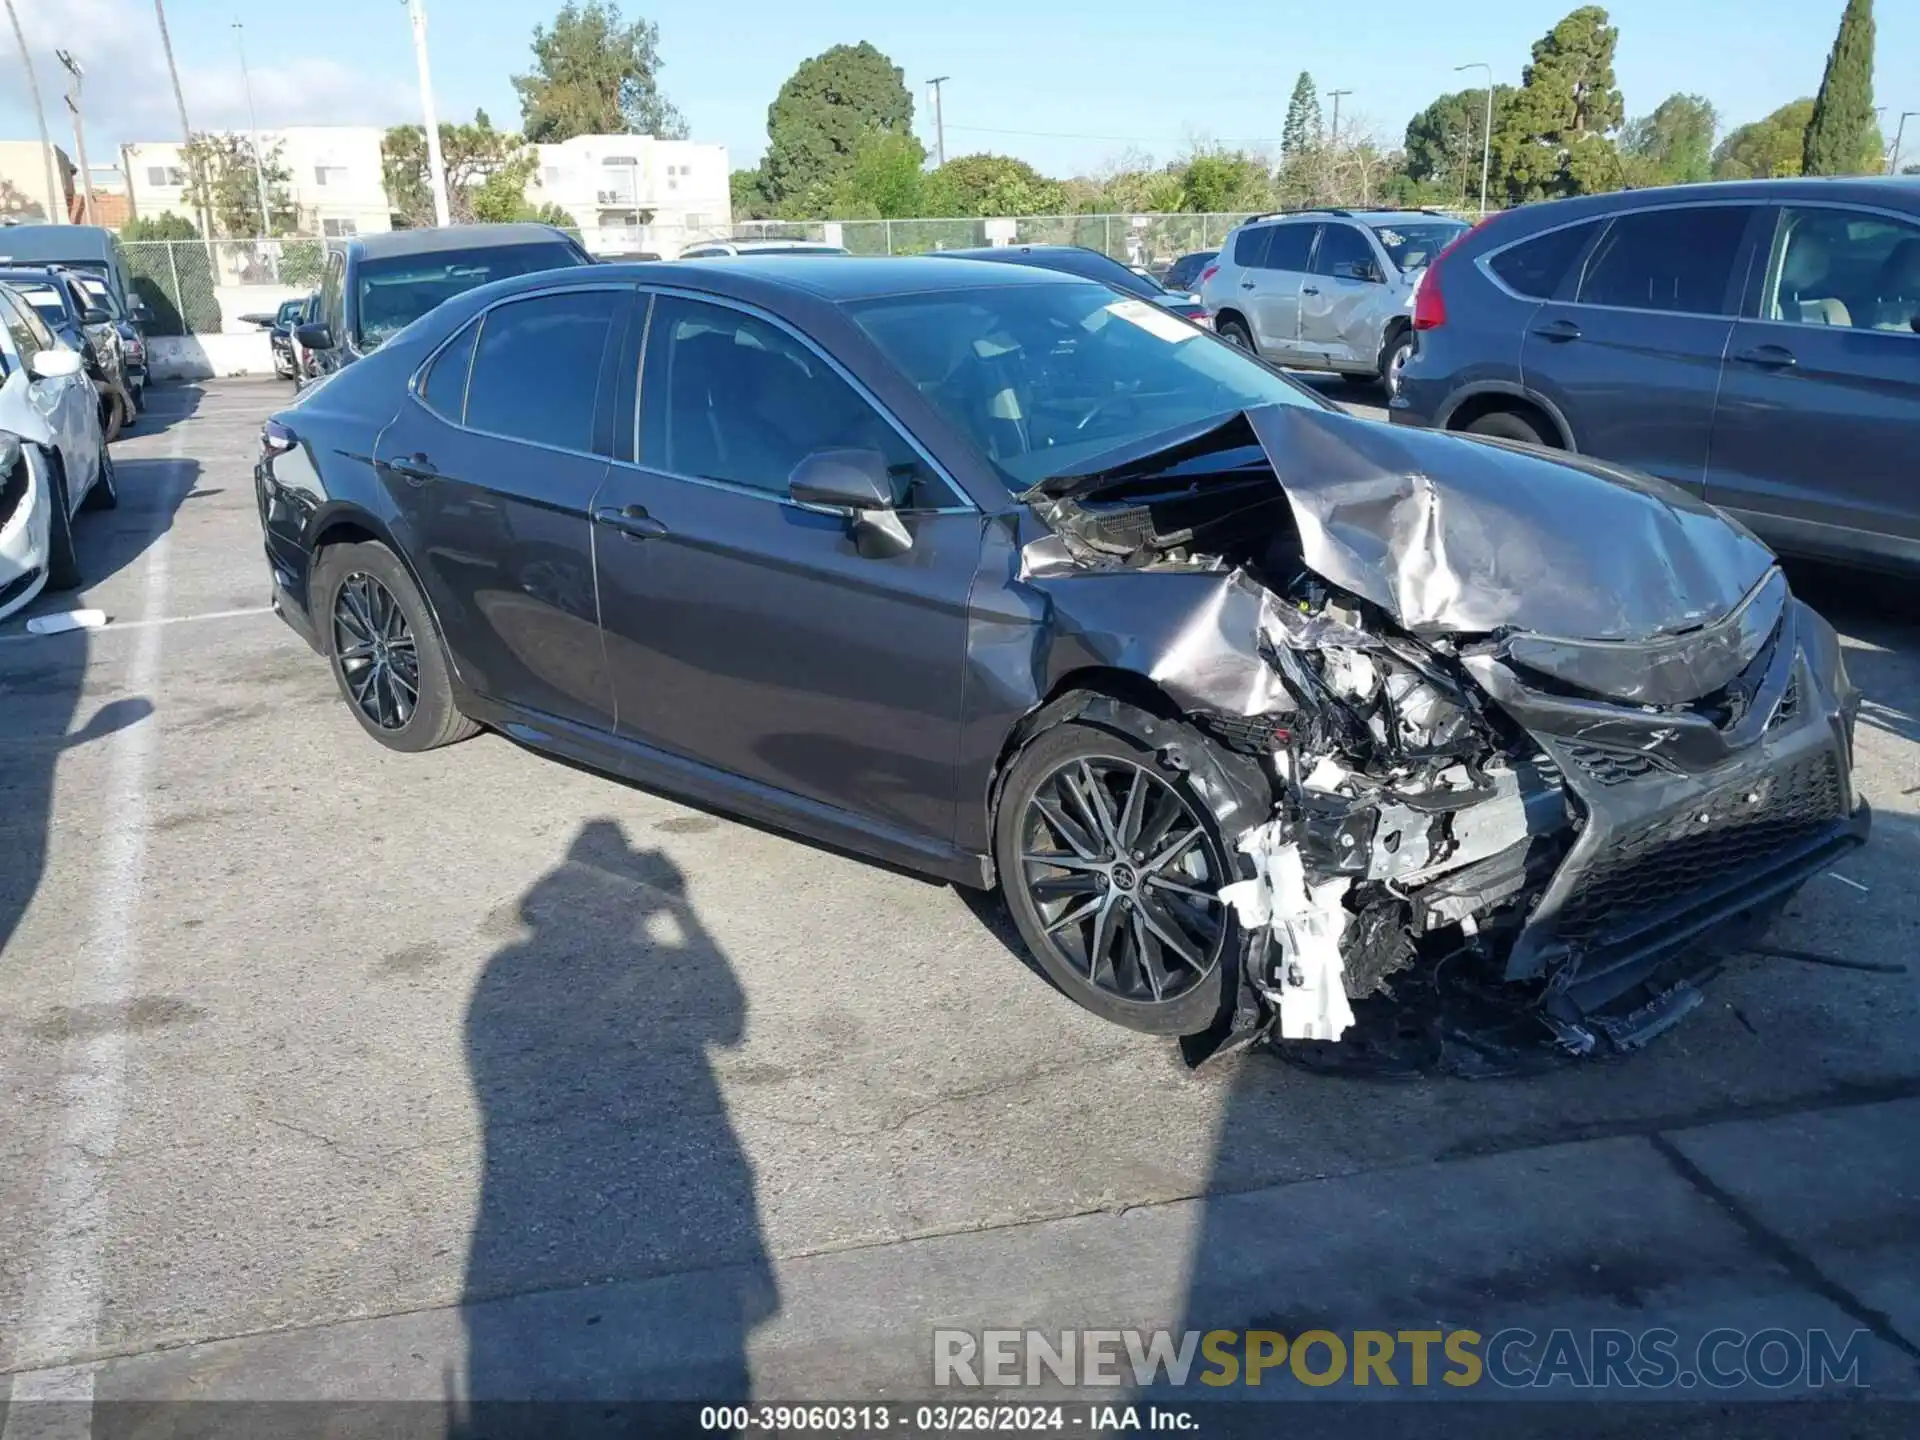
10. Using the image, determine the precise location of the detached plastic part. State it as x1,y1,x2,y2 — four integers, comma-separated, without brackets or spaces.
1219,821,1355,1042
26,609,107,635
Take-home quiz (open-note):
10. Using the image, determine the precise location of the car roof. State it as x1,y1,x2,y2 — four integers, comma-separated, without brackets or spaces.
0,224,115,261
347,223,576,259
713,239,847,251
0,266,69,290
1488,174,1920,222
649,254,1083,301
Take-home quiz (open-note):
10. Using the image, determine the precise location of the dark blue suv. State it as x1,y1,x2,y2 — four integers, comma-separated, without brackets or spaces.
1393,177,1920,574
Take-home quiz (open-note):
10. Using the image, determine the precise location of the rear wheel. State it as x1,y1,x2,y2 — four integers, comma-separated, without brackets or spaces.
313,540,479,752
1215,315,1255,353
43,453,82,591
994,718,1237,1035
1464,409,1551,446
1378,328,1414,398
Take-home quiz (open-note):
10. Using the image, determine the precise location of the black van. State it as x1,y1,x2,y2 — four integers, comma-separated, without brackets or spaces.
1393,176,1920,574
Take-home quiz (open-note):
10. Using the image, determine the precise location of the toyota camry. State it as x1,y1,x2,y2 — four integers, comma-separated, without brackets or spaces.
252,257,1867,1062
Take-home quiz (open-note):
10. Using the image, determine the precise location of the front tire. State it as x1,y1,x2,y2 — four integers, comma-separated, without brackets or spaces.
994,718,1238,1035
1464,410,1552,446
1378,328,1414,398
81,448,118,512
43,453,82,591
313,540,479,752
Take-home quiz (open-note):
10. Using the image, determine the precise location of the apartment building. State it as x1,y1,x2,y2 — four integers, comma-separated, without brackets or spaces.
0,140,78,224
528,135,730,255
125,126,393,237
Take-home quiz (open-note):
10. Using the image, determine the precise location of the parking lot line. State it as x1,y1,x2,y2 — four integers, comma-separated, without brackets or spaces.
5,427,188,1398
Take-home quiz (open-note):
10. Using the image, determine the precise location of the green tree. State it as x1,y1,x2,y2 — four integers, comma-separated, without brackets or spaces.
121,213,199,240
1282,73,1322,156
1491,5,1625,203
1621,93,1718,184
180,133,295,237
383,112,538,227
761,42,916,215
471,152,544,222
730,168,771,220
1804,0,1875,175
1404,86,1515,196
513,1,686,143
1174,149,1274,212
827,132,928,218
921,153,1065,216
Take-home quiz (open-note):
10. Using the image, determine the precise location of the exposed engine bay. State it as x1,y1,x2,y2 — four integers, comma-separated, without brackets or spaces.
1016,405,1869,1063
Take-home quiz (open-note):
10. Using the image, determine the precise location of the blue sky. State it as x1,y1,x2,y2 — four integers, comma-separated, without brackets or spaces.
9,0,1919,178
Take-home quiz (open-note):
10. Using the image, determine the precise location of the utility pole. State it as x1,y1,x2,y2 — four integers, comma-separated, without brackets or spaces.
406,0,452,227
927,76,949,169
1890,112,1918,174
154,0,216,243
54,51,96,224
232,21,272,236
1326,90,1351,205
1455,63,1494,216
4,0,65,223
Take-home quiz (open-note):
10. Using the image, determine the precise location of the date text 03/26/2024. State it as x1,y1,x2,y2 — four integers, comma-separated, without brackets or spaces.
700,1405,1195,1433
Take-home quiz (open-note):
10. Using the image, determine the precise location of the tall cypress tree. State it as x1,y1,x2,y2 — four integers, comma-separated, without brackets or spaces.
1283,73,1322,157
1803,0,1876,175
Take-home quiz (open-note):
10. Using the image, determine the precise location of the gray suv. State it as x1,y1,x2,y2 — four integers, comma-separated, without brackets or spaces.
1198,208,1469,395
1392,177,1920,574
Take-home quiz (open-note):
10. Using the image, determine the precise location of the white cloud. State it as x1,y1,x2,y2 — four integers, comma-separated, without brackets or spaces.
2,0,416,154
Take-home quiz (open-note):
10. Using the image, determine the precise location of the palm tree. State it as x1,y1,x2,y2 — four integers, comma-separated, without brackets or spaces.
152,0,215,241
3,0,63,221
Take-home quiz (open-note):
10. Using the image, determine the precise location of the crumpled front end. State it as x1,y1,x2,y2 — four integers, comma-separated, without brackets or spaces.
1019,404,1868,1057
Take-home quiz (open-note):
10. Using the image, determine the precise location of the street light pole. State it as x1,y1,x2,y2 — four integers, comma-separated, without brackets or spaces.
54,50,96,224
1455,63,1494,216
927,76,949,169
232,21,272,236
5,0,65,223
406,0,452,227
1890,112,1918,174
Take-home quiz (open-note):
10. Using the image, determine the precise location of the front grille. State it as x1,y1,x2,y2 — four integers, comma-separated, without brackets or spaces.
1553,749,1847,946
1767,677,1802,731
1562,741,1674,785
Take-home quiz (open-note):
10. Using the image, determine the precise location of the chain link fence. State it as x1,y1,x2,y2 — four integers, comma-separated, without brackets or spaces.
729,212,1268,261
122,238,334,337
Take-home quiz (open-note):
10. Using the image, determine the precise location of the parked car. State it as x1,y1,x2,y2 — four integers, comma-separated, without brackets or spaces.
0,267,135,440
257,297,307,380
1393,176,1920,575
1199,208,1469,397
676,239,850,258
1161,250,1219,295
297,224,593,379
0,281,116,617
291,291,322,383
931,245,1212,326
67,271,148,411
252,255,1864,1058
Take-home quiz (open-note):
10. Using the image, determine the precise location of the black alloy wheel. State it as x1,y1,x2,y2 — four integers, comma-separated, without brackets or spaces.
1014,754,1227,1011
331,571,420,732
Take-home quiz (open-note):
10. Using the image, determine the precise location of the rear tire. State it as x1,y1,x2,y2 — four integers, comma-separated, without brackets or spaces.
1378,328,1414,398
1215,315,1255,353
43,453,82,591
313,540,479,753
1464,410,1551,446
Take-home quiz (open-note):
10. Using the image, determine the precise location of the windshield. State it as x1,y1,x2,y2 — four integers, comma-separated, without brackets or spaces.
276,299,304,324
1369,221,1467,273
353,242,585,347
848,280,1319,486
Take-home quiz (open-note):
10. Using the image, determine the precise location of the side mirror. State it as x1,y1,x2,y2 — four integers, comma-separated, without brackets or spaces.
295,321,334,351
28,348,84,380
787,447,912,558
82,306,112,325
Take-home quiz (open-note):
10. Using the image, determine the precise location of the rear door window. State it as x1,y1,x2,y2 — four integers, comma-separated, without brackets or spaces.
1310,224,1376,280
464,291,617,452
1488,220,1603,299
1763,206,1920,332
418,319,480,423
1262,224,1317,273
1231,228,1271,268
1576,205,1756,315
0,293,43,361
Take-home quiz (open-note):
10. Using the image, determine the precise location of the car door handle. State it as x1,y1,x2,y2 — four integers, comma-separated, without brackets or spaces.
1732,344,1797,369
1239,280,1256,290
593,502,668,539
387,453,437,483
1301,285,1320,296
1531,318,1583,342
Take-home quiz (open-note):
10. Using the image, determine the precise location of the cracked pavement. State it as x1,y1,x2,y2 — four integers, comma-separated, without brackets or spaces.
0,380,1916,1430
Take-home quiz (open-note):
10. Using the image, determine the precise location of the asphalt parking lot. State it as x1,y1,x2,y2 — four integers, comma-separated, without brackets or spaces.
2,379,1917,1429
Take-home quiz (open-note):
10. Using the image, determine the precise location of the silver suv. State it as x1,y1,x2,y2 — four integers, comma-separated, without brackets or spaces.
1199,209,1469,396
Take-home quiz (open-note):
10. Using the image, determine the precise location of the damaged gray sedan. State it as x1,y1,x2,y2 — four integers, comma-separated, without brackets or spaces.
257,257,1867,1063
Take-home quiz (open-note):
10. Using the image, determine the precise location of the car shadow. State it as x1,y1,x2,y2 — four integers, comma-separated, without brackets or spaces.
459,820,778,1426
118,381,209,440
1782,560,1920,747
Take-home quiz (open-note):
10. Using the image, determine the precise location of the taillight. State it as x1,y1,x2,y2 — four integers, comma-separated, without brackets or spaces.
261,419,297,456
1197,264,1219,287
1413,217,1494,332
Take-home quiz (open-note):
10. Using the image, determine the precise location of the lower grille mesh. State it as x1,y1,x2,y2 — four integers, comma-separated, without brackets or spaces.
1553,749,1846,946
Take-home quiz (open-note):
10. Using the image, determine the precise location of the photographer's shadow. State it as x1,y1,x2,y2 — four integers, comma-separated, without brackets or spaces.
462,821,778,1413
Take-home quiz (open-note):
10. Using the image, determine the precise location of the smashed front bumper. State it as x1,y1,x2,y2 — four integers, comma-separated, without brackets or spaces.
1468,595,1868,1035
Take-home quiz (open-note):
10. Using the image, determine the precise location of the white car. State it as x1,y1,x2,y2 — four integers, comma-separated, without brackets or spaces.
0,283,115,621
676,239,851,259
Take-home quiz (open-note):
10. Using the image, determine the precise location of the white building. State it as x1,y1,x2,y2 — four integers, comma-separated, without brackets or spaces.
125,126,393,238
527,135,730,256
